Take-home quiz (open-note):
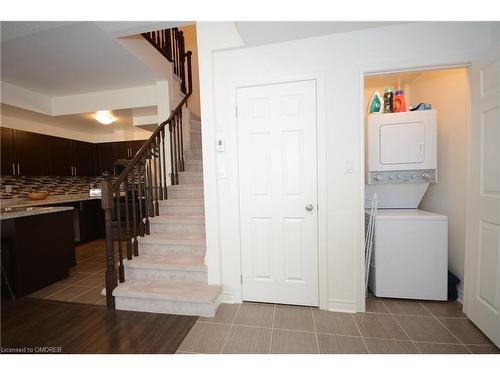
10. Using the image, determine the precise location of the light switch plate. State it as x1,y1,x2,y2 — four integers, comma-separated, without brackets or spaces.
216,137,225,152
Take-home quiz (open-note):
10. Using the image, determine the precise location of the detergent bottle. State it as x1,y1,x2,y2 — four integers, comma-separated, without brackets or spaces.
394,88,407,112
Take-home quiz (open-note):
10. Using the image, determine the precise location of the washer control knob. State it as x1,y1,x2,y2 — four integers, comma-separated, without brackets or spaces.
388,175,394,180
422,172,432,180
397,174,404,180
374,174,384,182
411,174,417,179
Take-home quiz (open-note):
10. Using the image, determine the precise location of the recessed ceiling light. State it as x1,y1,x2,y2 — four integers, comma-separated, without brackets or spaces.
95,110,116,125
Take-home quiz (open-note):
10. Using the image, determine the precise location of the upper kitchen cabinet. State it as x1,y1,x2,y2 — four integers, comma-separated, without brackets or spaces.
46,136,73,176
96,142,115,176
1,127,15,175
12,129,47,176
73,141,96,176
114,141,131,161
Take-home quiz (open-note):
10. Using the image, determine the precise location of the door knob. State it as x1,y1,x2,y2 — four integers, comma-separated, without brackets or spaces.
305,203,314,211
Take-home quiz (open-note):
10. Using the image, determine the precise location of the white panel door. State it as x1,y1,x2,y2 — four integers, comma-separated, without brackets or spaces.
464,30,500,347
237,80,318,306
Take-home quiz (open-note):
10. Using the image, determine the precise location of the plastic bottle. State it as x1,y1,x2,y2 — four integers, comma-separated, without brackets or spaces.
383,88,394,113
394,89,407,112
368,91,383,113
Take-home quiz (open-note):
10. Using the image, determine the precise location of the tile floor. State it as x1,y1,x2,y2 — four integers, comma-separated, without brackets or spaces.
27,239,115,305
177,298,500,354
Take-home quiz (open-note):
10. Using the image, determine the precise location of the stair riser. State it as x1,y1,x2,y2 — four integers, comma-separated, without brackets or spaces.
185,163,203,172
159,204,204,215
138,243,205,257
150,222,205,235
168,189,204,199
190,143,202,151
125,267,207,283
178,174,203,184
115,297,217,317
190,133,201,143
185,150,202,160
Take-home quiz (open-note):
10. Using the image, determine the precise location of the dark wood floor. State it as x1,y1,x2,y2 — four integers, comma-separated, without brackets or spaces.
1,298,197,354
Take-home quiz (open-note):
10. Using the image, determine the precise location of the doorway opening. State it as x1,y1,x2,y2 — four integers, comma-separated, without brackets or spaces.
363,66,470,306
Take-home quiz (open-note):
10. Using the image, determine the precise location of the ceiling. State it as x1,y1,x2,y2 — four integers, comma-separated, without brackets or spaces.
1,21,163,96
1,103,155,136
364,71,422,89
234,21,409,46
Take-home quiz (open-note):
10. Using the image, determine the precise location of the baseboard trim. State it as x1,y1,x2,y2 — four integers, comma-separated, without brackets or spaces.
457,285,464,304
221,292,241,304
328,299,359,313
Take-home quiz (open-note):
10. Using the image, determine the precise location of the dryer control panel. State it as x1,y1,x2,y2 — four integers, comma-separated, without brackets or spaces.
368,169,437,185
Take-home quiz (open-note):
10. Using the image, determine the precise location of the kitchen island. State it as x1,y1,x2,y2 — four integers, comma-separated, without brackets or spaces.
1,206,76,298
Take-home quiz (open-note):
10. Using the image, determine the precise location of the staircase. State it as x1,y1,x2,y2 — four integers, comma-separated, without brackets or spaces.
111,118,221,317
100,28,221,317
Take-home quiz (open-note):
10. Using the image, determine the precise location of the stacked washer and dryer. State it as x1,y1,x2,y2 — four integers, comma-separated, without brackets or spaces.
365,110,448,301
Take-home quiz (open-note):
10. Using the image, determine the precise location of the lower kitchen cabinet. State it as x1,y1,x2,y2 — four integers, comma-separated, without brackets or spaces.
77,199,105,243
1,209,75,297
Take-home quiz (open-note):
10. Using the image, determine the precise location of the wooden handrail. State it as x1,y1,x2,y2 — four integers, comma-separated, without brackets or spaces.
101,28,193,309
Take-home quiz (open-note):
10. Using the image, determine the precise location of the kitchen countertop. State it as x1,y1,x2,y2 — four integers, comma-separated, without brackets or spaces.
0,206,74,220
0,193,101,209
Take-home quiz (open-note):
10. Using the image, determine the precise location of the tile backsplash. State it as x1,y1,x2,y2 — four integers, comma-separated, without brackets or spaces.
0,175,103,200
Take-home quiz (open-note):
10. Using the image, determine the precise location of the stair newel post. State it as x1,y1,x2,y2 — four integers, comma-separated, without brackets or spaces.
142,159,151,235
157,135,164,201
186,51,193,95
130,166,139,256
179,108,185,172
137,163,145,237
101,172,117,310
146,147,155,220
152,139,160,216
161,128,168,199
115,186,125,283
179,31,186,94
124,176,132,261
169,122,175,185
166,29,172,61
176,114,182,178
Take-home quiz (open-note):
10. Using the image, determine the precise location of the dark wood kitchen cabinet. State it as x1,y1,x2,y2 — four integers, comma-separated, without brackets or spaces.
12,129,47,176
73,140,96,176
1,127,14,175
114,141,130,161
96,142,115,176
77,199,105,243
46,136,74,176
1,126,148,178
46,137,96,176
2,127,47,176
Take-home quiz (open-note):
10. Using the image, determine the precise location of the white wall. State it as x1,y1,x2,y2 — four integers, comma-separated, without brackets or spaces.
197,22,495,312
412,68,470,297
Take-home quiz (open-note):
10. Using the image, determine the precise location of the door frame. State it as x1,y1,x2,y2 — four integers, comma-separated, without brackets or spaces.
356,59,472,312
233,72,328,310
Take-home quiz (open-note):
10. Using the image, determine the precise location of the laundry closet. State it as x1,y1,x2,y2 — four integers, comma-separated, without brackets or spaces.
364,67,470,302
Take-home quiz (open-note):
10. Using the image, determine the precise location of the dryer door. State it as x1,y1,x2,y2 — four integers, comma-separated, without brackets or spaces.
368,110,437,172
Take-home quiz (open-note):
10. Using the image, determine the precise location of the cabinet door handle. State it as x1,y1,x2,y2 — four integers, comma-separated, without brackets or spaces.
80,202,83,211
12,162,15,175
17,163,20,175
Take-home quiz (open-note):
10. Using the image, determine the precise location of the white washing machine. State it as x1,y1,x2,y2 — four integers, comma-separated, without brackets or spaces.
367,209,448,300
365,110,448,300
